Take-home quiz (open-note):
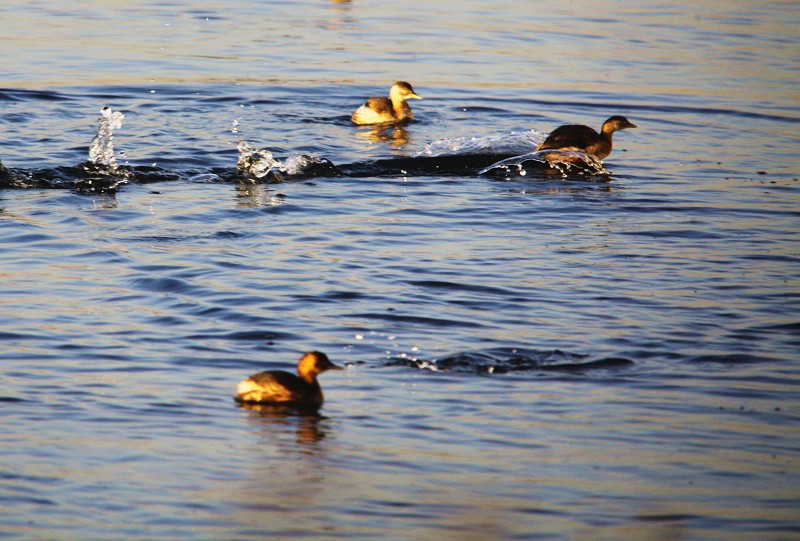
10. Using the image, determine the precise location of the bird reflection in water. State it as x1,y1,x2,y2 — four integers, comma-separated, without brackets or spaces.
237,402,330,446
355,125,412,148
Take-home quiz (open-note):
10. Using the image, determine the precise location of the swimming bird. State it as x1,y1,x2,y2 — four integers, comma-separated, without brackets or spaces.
351,81,422,125
234,351,342,409
536,116,636,160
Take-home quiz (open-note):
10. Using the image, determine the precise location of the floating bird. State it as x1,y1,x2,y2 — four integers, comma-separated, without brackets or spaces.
234,351,342,409
351,81,422,125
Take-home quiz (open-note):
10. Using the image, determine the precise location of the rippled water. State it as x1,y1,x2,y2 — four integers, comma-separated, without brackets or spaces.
2,1,799,539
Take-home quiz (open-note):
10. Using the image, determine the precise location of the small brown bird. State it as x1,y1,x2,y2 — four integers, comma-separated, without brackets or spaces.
234,351,342,409
351,81,422,125
536,116,636,160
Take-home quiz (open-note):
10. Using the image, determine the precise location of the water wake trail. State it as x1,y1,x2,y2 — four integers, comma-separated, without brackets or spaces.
1,107,613,193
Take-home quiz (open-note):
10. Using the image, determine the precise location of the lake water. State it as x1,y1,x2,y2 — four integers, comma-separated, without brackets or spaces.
1,1,799,539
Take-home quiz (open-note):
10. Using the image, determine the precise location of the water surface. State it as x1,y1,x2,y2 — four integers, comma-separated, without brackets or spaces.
1,1,799,539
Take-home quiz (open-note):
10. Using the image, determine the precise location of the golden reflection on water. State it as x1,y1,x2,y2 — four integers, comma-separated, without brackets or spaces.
353,125,413,148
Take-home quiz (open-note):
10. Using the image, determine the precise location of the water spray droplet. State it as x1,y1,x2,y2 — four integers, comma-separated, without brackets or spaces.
89,107,125,168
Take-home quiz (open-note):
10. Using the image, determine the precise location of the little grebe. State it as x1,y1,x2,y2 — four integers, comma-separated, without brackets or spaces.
351,81,422,125
536,116,636,160
234,351,342,408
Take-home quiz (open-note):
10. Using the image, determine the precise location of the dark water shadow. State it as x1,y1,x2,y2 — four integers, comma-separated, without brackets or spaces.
386,347,634,375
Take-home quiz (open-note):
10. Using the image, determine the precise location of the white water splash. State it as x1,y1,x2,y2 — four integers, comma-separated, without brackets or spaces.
236,141,336,181
88,107,125,169
414,129,545,158
416,128,608,177
479,149,609,177
283,154,334,176
236,141,283,181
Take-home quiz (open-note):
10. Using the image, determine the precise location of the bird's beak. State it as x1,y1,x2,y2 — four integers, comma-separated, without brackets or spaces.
410,93,422,100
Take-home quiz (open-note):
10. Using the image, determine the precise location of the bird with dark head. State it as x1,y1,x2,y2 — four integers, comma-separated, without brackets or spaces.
536,116,637,160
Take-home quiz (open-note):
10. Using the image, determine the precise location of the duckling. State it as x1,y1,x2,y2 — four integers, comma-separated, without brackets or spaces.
234,351,342,409
351,81,422,125
536,116,636,160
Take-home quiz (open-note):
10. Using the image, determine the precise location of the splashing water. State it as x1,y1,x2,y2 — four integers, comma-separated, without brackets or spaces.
3,118,609,193
236,141,339,182
414,129,545,158
236,141,284,182
77,106,134,192
416,129,609,177
0,106,134,191
283,154,337,176
479,150,609,178
88,107,125,169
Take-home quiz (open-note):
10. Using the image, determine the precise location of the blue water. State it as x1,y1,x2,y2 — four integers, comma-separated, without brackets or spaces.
1,1,799,539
